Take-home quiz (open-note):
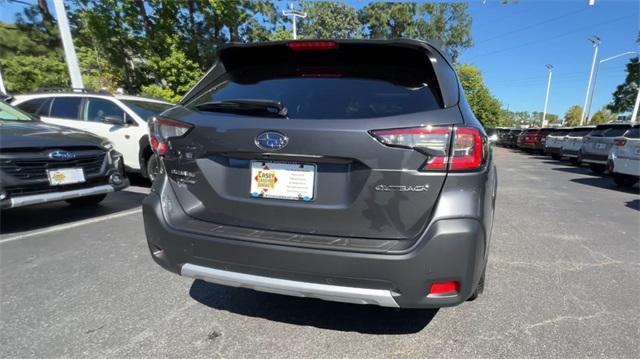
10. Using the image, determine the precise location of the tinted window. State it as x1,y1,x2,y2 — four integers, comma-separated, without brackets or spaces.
624,128,639,138
85,98,125,123
191,63,442,119
121,100,172,120
602,127,631,137
50,97,82,120
551,129,571,136
568,129,592,137
16,98,46,115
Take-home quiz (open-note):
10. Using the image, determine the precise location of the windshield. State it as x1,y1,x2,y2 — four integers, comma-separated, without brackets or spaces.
121,100,173,120
0,102,33,121
191,63,442,119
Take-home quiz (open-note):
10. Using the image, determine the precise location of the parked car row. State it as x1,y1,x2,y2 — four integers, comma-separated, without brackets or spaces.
492,123,639,187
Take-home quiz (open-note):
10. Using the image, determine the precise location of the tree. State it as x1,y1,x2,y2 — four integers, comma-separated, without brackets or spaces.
589,106,616,125
0,55,69,92
358,2,472,62
607,57,639,115
299,2,362,39
457,64,505,127
563,105,583,126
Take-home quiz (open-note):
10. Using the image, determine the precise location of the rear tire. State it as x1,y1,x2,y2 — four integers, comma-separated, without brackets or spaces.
589,163,606,174
65,194,107,206
551,153,562,160
569,157,579,165
146,153,163,182
468,270,485,301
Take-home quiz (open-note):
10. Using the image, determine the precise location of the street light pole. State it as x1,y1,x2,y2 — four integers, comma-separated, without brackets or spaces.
542,64,553,127
580,35,600,125
282,4,307,40
632,84,640,122
0,65,6,94
52,0,84,90
585,51,637,121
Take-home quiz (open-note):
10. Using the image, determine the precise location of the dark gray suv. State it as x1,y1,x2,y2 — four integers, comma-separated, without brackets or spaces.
143,40,497,308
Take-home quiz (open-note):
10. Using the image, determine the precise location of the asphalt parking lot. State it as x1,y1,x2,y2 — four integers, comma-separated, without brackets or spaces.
1,147,638,358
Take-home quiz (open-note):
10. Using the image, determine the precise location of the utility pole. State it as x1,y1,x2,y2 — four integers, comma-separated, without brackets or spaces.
632,83,640,122
0,65,6,94
542,64,553,127
52,0,84,90
580,35,600,125
282,3,307,40
585,51,637,121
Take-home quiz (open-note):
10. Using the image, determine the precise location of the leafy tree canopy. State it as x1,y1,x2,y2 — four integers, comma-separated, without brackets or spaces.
563,105,583,126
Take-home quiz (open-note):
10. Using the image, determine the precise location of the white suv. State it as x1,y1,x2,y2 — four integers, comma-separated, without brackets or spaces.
12,91,173,179
608,124,640,187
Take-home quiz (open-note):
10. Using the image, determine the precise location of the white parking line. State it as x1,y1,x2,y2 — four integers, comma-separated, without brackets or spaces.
0,208,143,244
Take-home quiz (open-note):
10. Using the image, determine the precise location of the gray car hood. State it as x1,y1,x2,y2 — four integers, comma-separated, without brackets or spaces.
0,120,105,149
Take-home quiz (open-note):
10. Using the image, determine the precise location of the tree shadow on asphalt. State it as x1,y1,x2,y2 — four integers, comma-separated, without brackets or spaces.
189,279,438,335
0,190,147,235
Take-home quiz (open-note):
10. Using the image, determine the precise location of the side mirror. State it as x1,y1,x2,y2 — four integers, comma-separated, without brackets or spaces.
102,116,125,126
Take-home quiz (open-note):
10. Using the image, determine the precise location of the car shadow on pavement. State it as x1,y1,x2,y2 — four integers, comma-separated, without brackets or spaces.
552,166,603,176
189,279,438,335
0,190,147,235
625,199,640,211
570,177,640,195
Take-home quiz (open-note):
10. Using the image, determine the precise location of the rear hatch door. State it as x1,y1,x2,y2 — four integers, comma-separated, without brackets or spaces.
162,41,462,240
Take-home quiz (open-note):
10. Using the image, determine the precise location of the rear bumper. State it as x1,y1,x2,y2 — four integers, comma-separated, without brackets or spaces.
562,148,580,157
518,143,541,150
143,182,488,308
544,146,562,155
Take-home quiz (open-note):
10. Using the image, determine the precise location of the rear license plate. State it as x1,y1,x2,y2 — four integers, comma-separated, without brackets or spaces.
47,168,85,186
595,143,606,149
250,161,315,201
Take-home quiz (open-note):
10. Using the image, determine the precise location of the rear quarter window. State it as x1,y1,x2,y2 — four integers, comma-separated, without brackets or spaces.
603,127,631,137
624,128,640,138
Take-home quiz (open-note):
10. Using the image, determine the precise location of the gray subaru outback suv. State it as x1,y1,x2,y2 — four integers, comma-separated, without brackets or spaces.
143,40,497,308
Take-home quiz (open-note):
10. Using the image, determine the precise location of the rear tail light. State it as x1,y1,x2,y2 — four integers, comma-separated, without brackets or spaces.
370,126,451,170
450,127,484,170
429,281,460,296
287,41,338,51
613,138,627,146
149,117,193,155
370,126,485,171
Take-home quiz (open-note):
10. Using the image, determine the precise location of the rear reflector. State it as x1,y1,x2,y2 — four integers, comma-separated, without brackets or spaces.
429,281,460,296
288,41,338,51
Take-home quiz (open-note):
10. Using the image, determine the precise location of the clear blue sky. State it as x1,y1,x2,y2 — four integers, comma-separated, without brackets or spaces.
2,0,638,116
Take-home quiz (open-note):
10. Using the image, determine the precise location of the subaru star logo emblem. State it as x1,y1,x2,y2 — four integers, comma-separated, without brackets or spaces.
255,131,289,151
48,150,75,161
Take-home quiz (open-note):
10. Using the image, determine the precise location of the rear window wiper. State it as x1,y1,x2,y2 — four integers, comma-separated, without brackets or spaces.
194,99,288,117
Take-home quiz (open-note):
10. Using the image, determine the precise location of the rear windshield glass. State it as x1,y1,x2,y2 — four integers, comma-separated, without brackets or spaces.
550,129,571,136
568,129,592,136
602,127,631,137
624,127,639,138
191,61,442,119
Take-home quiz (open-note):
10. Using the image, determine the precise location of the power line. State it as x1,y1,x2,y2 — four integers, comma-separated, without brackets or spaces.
475,7,588,45
467,15,632,61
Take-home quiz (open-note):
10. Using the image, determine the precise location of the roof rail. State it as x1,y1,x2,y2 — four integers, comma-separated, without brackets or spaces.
35,88,113,96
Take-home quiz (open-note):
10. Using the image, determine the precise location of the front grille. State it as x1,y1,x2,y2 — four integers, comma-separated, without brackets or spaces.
0,152,106,181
